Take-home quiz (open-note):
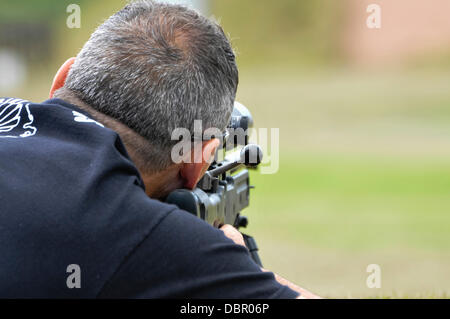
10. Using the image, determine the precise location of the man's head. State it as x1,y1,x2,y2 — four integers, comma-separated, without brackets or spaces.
51,0,238,198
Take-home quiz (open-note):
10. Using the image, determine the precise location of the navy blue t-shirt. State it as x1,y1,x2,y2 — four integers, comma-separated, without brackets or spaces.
0,97,298,298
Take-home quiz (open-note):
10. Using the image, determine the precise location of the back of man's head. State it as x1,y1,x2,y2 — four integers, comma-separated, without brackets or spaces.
64,0,238,172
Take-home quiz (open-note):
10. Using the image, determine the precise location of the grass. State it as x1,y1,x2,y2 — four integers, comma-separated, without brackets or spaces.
6,57,450,298
248,153,450,251
235,68,450,298
243,153,450,298
3,0,450,299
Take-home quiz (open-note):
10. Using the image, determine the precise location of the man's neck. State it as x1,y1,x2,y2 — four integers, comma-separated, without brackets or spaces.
52,87,182,199
53,88,104,123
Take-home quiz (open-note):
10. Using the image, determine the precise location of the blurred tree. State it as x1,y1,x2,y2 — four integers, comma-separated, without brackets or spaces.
0,0,70,22
0,0,344,70
211,0,343,68
0,0,89,63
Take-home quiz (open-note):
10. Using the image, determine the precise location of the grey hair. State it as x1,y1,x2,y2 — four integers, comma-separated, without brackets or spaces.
65,0,238,171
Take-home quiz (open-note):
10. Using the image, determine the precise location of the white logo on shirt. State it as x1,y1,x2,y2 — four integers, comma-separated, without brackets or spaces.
72,111,104,128
0,98,37,138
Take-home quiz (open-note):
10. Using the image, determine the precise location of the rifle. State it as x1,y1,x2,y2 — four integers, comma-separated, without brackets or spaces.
166,102,264,266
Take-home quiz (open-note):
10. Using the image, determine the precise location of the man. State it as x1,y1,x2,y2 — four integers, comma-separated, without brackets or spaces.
0,0,318,298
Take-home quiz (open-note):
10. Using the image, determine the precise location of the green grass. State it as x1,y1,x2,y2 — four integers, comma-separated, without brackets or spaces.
7,51,450,297
3,0,450,299
241,153,450,298
233,69,450,298
248,153,450,251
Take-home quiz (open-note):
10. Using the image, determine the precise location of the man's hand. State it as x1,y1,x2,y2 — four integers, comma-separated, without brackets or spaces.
220,224,322,299
220,224,246,247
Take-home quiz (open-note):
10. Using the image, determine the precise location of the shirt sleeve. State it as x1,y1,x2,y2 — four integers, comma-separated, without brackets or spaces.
97,208,299,299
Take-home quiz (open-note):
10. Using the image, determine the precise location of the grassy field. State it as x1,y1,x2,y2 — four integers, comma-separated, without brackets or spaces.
8,62,450,298
246,154,450,298
237,68,450,298
2,0,449,300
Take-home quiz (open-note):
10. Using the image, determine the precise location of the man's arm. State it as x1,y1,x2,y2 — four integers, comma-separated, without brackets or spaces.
262,269,320,299
220,224,321,299
98,209,300,299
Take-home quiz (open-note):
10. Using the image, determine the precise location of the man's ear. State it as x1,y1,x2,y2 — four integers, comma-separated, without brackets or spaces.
180,138,220,190
49,57,76,98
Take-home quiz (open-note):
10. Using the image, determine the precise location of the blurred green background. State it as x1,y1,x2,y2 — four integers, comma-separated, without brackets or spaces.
1,0,449,298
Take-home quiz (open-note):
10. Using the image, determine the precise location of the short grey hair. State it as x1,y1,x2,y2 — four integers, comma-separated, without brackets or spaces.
65,0,238,171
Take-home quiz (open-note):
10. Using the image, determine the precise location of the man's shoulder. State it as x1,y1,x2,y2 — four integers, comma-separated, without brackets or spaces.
0,96,145,206
0,97,182,298
99,207,300,299
0,97,111,142
0,153,180,298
